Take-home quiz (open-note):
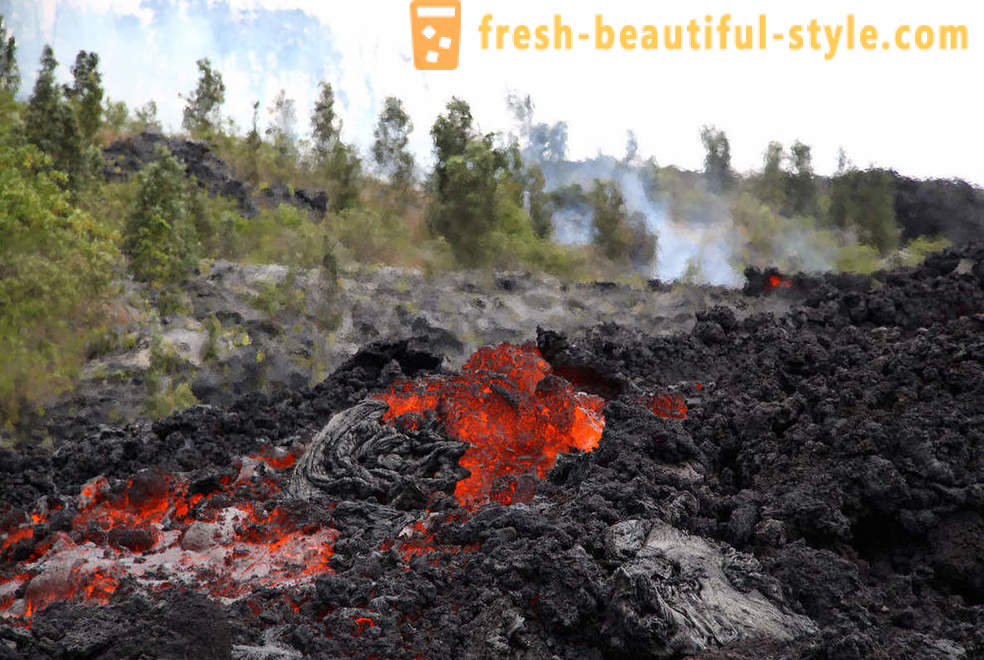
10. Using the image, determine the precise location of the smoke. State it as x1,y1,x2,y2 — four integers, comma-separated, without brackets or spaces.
0,0,372,148
537,153,743,285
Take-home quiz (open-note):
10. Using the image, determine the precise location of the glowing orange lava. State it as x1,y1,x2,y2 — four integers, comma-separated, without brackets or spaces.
377,343,606,507
353,616,375,635
766,274,793,291
0,455,336,624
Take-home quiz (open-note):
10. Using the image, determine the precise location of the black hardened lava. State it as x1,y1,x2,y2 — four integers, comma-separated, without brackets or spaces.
2,245,983,658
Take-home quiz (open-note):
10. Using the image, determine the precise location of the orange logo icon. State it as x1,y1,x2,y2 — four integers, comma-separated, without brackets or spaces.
410,0,461,70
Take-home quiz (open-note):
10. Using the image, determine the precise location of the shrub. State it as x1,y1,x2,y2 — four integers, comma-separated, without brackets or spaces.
236,204,329,268
250,268,306,316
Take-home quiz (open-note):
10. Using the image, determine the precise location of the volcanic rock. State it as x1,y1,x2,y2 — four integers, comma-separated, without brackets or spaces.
102,131,256,217
3,243,984,657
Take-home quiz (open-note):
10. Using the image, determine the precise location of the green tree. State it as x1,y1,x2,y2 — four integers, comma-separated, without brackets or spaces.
64,50,103,143
829,167,899,255
589,179,634,262
0,121,120,427
266,89,297,183
372,96,415,186
0,16,19,95
243,100,261,187
756,141,786,209
430,97,473,195
325,142,362,212
25,45,83,189
181,58,225,139
123,147,200,285
700,125,734,193
785,140,817,217
428,98,565,267
525,163,553,239
311,81,340,162
311,81,361,211
586,180,656,271
428,138,500,264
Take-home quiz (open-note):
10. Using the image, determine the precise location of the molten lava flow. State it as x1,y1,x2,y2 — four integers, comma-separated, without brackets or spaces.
377,343,605,507
765,274,793,292
0,455,336,624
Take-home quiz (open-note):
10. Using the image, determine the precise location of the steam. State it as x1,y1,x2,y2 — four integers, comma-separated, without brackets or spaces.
1,0,372,148
538,155,744,285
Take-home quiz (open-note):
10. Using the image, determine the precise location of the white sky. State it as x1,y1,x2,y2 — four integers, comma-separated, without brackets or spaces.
25,0,984,183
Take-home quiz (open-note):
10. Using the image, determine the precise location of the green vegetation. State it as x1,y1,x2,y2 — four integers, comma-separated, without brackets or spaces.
0,85,120,428
905,235,952,265
250,268,307,316
65,51,103,143
525,164,553,239
25,46,84,189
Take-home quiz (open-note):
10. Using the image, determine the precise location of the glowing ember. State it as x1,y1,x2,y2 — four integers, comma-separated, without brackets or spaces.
765,274,793,292
394,521,435,561
353,616,375,634
642,391,688,419
0,456,336,624
377,343,606,507
249,445,302,471
379,517,480,566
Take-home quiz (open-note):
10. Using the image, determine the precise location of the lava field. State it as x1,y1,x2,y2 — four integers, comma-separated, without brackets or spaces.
1,244,983,658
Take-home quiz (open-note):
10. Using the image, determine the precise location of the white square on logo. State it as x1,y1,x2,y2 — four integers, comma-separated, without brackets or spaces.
425,50,439,63
422,25,436,39
439,36,452,50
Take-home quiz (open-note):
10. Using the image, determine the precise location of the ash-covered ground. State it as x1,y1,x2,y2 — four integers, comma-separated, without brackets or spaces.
1,244,983,659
